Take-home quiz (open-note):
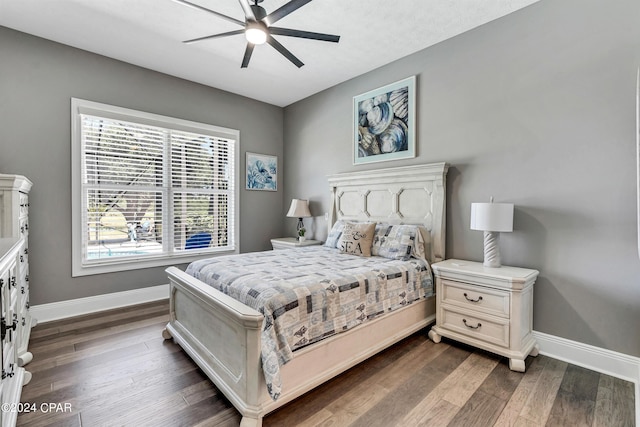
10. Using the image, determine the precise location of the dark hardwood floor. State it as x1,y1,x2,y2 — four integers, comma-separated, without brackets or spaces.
16,300,636,427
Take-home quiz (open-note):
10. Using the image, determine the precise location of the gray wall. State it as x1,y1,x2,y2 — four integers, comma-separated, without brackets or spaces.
283,0,640,357
0,27,284,305
1,0,638,358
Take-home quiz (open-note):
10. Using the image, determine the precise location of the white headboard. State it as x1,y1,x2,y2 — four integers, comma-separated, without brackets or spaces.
327,162,449,263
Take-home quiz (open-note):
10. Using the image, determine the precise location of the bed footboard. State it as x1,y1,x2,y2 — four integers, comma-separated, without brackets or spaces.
165,266,436,426
164,266,265,426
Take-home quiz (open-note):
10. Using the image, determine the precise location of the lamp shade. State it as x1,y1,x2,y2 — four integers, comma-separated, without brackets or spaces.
470,202,514,232
286,199,311,218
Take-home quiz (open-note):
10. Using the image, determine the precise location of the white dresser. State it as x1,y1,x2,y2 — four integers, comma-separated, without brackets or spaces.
0,175,34,427
428,259,539,372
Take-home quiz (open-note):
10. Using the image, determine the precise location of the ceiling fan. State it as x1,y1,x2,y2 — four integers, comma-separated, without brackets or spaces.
174,0,341,68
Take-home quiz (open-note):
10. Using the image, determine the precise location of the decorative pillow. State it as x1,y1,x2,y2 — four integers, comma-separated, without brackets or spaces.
337,222,375,257
371,224,423,261
324,220,345,248
416,226,430,260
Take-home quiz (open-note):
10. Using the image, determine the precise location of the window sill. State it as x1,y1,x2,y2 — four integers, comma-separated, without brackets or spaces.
71,248,238,277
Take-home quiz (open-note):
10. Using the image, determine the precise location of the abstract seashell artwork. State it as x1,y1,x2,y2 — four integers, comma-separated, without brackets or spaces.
357,81,411,158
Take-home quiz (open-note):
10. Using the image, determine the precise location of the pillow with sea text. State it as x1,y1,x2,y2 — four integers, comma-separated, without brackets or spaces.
337,222,375,257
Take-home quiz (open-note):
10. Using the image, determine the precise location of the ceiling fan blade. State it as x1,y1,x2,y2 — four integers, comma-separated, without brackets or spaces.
237,0,256,21
173,0,245,26
266,35,304,68
184,29,245,44
241,43,255,68
269,27,340,43
264,0,312,25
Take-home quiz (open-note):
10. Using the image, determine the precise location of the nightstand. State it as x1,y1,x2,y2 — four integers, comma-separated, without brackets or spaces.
270,237,322,250
428,259,539,372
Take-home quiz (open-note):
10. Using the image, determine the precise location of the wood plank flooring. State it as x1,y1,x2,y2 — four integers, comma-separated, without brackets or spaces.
17,300,636,427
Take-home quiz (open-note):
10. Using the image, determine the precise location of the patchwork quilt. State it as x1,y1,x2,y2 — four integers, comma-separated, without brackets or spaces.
185,246,433,400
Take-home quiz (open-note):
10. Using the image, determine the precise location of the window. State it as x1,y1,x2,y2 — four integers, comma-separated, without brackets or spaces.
71,99,239,276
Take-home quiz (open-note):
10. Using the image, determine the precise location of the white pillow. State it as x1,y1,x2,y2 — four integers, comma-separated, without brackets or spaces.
324,220,345,248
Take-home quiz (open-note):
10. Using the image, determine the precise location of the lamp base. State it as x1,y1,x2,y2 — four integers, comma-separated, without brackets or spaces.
296,217,304,241
483,231,502,268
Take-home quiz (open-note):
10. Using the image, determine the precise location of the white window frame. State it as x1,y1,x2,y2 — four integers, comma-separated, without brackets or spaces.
71,98,240,277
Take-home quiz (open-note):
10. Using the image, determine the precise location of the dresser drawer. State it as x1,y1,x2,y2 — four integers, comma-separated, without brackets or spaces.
19,193,29,218
18,243,28,277
440,307,510,348
440,279,510,318
19,217,29,237
0,258,17,292
3,340,15,368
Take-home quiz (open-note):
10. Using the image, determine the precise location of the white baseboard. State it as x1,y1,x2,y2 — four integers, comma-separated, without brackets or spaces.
533,330,639,425
30,284,169,323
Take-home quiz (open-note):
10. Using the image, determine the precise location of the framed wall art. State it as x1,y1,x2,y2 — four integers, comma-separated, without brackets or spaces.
353,75,416,165
246,152,277,191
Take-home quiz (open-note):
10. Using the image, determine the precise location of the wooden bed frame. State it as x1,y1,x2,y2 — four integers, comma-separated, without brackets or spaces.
163,162,449,426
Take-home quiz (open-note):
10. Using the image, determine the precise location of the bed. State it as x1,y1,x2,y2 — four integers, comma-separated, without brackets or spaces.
163,162,448,426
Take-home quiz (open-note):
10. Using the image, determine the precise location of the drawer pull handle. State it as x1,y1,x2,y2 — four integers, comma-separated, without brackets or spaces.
463,293,483,303
463,319,482,329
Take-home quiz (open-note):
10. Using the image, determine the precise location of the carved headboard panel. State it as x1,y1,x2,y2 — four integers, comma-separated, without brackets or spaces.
327,162,449,263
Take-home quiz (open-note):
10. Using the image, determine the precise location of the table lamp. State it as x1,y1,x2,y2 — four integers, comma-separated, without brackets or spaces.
286,199,311,240
470,197,514,268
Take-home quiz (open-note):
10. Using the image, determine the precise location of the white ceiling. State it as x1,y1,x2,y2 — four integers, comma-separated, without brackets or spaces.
0,0,539,107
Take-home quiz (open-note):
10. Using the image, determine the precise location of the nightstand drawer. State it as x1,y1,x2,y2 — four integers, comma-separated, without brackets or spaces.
440,279,510,318
441,307,510,348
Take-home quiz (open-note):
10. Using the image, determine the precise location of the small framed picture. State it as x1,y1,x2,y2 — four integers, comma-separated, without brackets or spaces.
246,152,277,191
353,75,416,165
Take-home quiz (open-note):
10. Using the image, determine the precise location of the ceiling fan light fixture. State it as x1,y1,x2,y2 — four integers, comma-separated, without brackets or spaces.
176,0,340,68
245,23,267,45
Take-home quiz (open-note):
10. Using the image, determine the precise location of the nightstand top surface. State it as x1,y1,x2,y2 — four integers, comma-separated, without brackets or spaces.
270,237,322,247
432,259,539,282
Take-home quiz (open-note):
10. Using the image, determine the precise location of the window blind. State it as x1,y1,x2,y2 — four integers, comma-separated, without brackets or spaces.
78,113,236,266
170,129,234,252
